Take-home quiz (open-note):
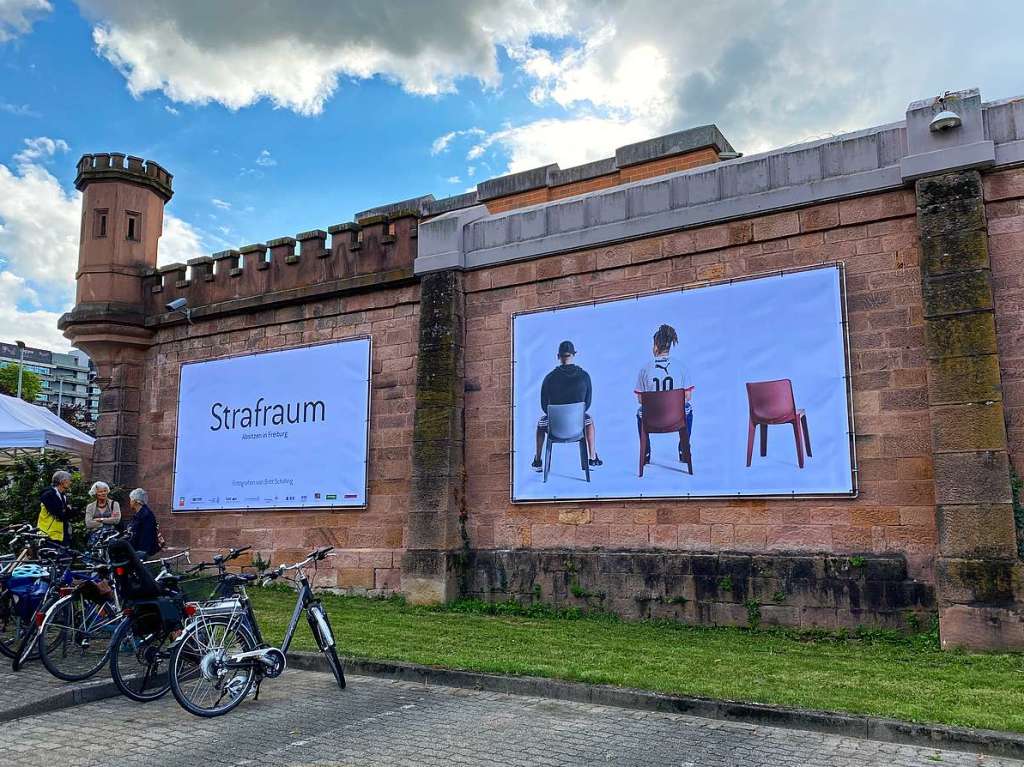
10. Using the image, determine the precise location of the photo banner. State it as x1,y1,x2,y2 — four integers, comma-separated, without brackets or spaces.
172,338,371,511
511,265,854,501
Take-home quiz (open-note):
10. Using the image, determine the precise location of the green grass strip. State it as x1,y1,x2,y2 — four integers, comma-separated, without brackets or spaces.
249,587,1024,733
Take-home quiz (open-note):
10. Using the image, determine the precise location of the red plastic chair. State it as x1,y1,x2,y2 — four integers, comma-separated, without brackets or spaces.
745,379,812,469
638,388,693,477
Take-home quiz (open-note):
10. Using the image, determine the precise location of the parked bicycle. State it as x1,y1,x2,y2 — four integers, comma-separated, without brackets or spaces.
168,546,345,718
107,542,249,703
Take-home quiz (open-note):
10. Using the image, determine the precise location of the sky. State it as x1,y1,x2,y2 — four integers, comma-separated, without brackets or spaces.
1,0,1022,352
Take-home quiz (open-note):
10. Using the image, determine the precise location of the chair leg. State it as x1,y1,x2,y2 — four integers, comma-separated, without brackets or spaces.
746,419,755,467
543,439,552,482
639,425,647,478
580,439,591,482
759,422,768,457
801,413,812,457
792,420,805,469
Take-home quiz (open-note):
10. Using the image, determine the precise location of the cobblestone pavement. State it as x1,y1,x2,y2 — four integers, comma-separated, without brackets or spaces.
0,659,114,720
2,670,1019,767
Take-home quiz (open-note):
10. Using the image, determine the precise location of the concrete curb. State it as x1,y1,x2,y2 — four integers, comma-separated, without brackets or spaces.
0,678,120,724
290,652,1024,760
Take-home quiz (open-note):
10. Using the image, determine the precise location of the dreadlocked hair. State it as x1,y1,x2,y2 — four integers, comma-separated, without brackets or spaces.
653,324,678,354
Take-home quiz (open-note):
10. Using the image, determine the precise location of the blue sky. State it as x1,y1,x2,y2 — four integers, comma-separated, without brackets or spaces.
1,0,1022,351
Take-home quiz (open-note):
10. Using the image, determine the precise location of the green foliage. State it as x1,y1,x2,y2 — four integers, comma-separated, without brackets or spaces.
0,364,42,402
850,556,866,568
570,579,588,599
49,402,96,437
718,575,733,591
0,452,95,543
745,599,762,629
532,583,542,600
772,590,787,604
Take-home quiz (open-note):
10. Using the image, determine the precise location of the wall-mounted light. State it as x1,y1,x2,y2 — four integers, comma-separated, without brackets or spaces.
929,95,962,133
166,297,193,324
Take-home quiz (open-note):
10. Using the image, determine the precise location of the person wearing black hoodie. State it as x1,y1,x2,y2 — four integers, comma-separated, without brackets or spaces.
531,340,603,470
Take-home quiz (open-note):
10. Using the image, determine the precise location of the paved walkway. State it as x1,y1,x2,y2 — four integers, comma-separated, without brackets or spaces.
0,658,115,723
0,668,1018,766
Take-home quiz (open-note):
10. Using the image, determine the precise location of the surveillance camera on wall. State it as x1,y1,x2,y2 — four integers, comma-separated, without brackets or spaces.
166,298,188,312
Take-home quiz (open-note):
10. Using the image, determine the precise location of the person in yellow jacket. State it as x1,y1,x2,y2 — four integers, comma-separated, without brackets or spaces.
37,470,75,542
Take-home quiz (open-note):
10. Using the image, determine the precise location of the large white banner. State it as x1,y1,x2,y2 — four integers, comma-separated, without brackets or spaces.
512,266,854,501
172,338,371,511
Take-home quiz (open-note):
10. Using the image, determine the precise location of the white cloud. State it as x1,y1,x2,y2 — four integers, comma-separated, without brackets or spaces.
210,197,231,210
0,102,39,117
0,270,68,351
255,149,276,167
164,104,180,116
13,136,68,165
78,0,574,115
445,176,461,184
158,213,205,266
431,127,485,156
0,0,51,43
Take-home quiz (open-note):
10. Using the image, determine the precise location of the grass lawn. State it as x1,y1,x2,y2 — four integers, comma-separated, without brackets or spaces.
248,587,1024,733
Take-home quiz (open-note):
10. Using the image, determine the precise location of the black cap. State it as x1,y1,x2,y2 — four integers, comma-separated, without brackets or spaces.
558,340,576,356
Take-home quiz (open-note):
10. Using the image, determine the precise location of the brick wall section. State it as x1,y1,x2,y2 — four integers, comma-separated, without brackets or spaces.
462,189,939,580
986,167,1024,476
483,148,721,214
136,283,419,593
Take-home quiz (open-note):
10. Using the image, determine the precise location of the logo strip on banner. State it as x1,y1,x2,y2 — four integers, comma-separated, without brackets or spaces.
509,263,857,503
170,336,372,512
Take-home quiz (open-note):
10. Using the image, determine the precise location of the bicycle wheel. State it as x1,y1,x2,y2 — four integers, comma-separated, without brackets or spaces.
39,595,119,681
0,590,35,661
169,616,257,717
108,619,173,702
307,603,345,689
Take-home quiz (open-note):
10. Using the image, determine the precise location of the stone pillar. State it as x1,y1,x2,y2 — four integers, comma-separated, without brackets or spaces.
401,270,466,603
918,170,1024,649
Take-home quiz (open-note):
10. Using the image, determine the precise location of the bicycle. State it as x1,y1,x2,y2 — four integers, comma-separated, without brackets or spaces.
167,546,345,718
108,543,249,703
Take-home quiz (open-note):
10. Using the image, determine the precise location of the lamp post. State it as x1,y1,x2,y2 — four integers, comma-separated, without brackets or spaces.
15,340,25,400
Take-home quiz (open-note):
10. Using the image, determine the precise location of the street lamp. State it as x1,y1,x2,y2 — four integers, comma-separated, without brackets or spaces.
15,340,25,400
56,377,73,416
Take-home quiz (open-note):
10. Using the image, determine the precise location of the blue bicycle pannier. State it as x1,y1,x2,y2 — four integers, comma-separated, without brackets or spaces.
7,564,50,619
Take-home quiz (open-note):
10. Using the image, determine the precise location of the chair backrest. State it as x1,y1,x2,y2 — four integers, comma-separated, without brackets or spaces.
546,402,586,441
745,379,797,422
640,389,689,432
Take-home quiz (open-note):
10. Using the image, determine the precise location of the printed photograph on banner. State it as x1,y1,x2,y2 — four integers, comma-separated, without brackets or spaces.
511,266,854,501
172,337,371,510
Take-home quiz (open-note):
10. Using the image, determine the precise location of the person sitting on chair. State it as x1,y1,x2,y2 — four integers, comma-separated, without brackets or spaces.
531,340,602,471
635,324,693,465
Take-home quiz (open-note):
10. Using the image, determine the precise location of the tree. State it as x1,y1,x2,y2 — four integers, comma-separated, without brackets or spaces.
0,453,91,543
48,401,96,437
0,364,42,402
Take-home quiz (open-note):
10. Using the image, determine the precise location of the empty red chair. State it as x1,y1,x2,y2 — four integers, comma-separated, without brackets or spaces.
745,379,812,469
638,388,693,477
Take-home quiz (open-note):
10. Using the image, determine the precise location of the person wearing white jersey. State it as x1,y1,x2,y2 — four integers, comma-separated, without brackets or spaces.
634,324,693,465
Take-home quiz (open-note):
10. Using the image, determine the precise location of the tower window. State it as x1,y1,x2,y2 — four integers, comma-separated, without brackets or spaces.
93,209,108,238
126,211,141,242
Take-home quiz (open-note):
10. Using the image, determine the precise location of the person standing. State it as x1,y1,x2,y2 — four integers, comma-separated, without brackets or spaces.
38,470,75,542
85,481,122,547
531,340,602,470
127,488,160,558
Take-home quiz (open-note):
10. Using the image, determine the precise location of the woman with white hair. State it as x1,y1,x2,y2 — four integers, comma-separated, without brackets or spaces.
127,488,160,557
85,481,121,547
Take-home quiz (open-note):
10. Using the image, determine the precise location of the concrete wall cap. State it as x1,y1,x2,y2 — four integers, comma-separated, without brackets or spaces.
266,236,296,247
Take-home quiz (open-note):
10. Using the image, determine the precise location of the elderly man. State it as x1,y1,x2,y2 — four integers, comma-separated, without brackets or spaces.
127,488,160,557
38,470,75,542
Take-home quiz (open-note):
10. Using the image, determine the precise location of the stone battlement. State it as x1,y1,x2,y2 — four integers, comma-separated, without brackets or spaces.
75,152,174,200
144,212,417,315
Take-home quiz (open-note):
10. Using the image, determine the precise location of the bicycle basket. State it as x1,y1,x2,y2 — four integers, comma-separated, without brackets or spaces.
176,575,223,603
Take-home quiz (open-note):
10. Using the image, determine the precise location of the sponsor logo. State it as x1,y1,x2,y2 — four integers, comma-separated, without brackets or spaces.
344,493,358,499
178,497,185,507
325,494,337,500
314,492,321,499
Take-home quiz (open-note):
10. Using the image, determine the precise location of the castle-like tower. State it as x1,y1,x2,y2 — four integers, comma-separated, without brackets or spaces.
60,153,173,487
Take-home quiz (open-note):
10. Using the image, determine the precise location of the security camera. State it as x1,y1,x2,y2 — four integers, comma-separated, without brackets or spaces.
165,297,193,324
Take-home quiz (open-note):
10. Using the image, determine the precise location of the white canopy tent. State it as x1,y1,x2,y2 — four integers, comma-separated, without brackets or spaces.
0,392,95,462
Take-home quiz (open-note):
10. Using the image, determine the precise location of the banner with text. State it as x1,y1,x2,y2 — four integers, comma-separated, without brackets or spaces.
512,266,854,501
172,338,371,511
